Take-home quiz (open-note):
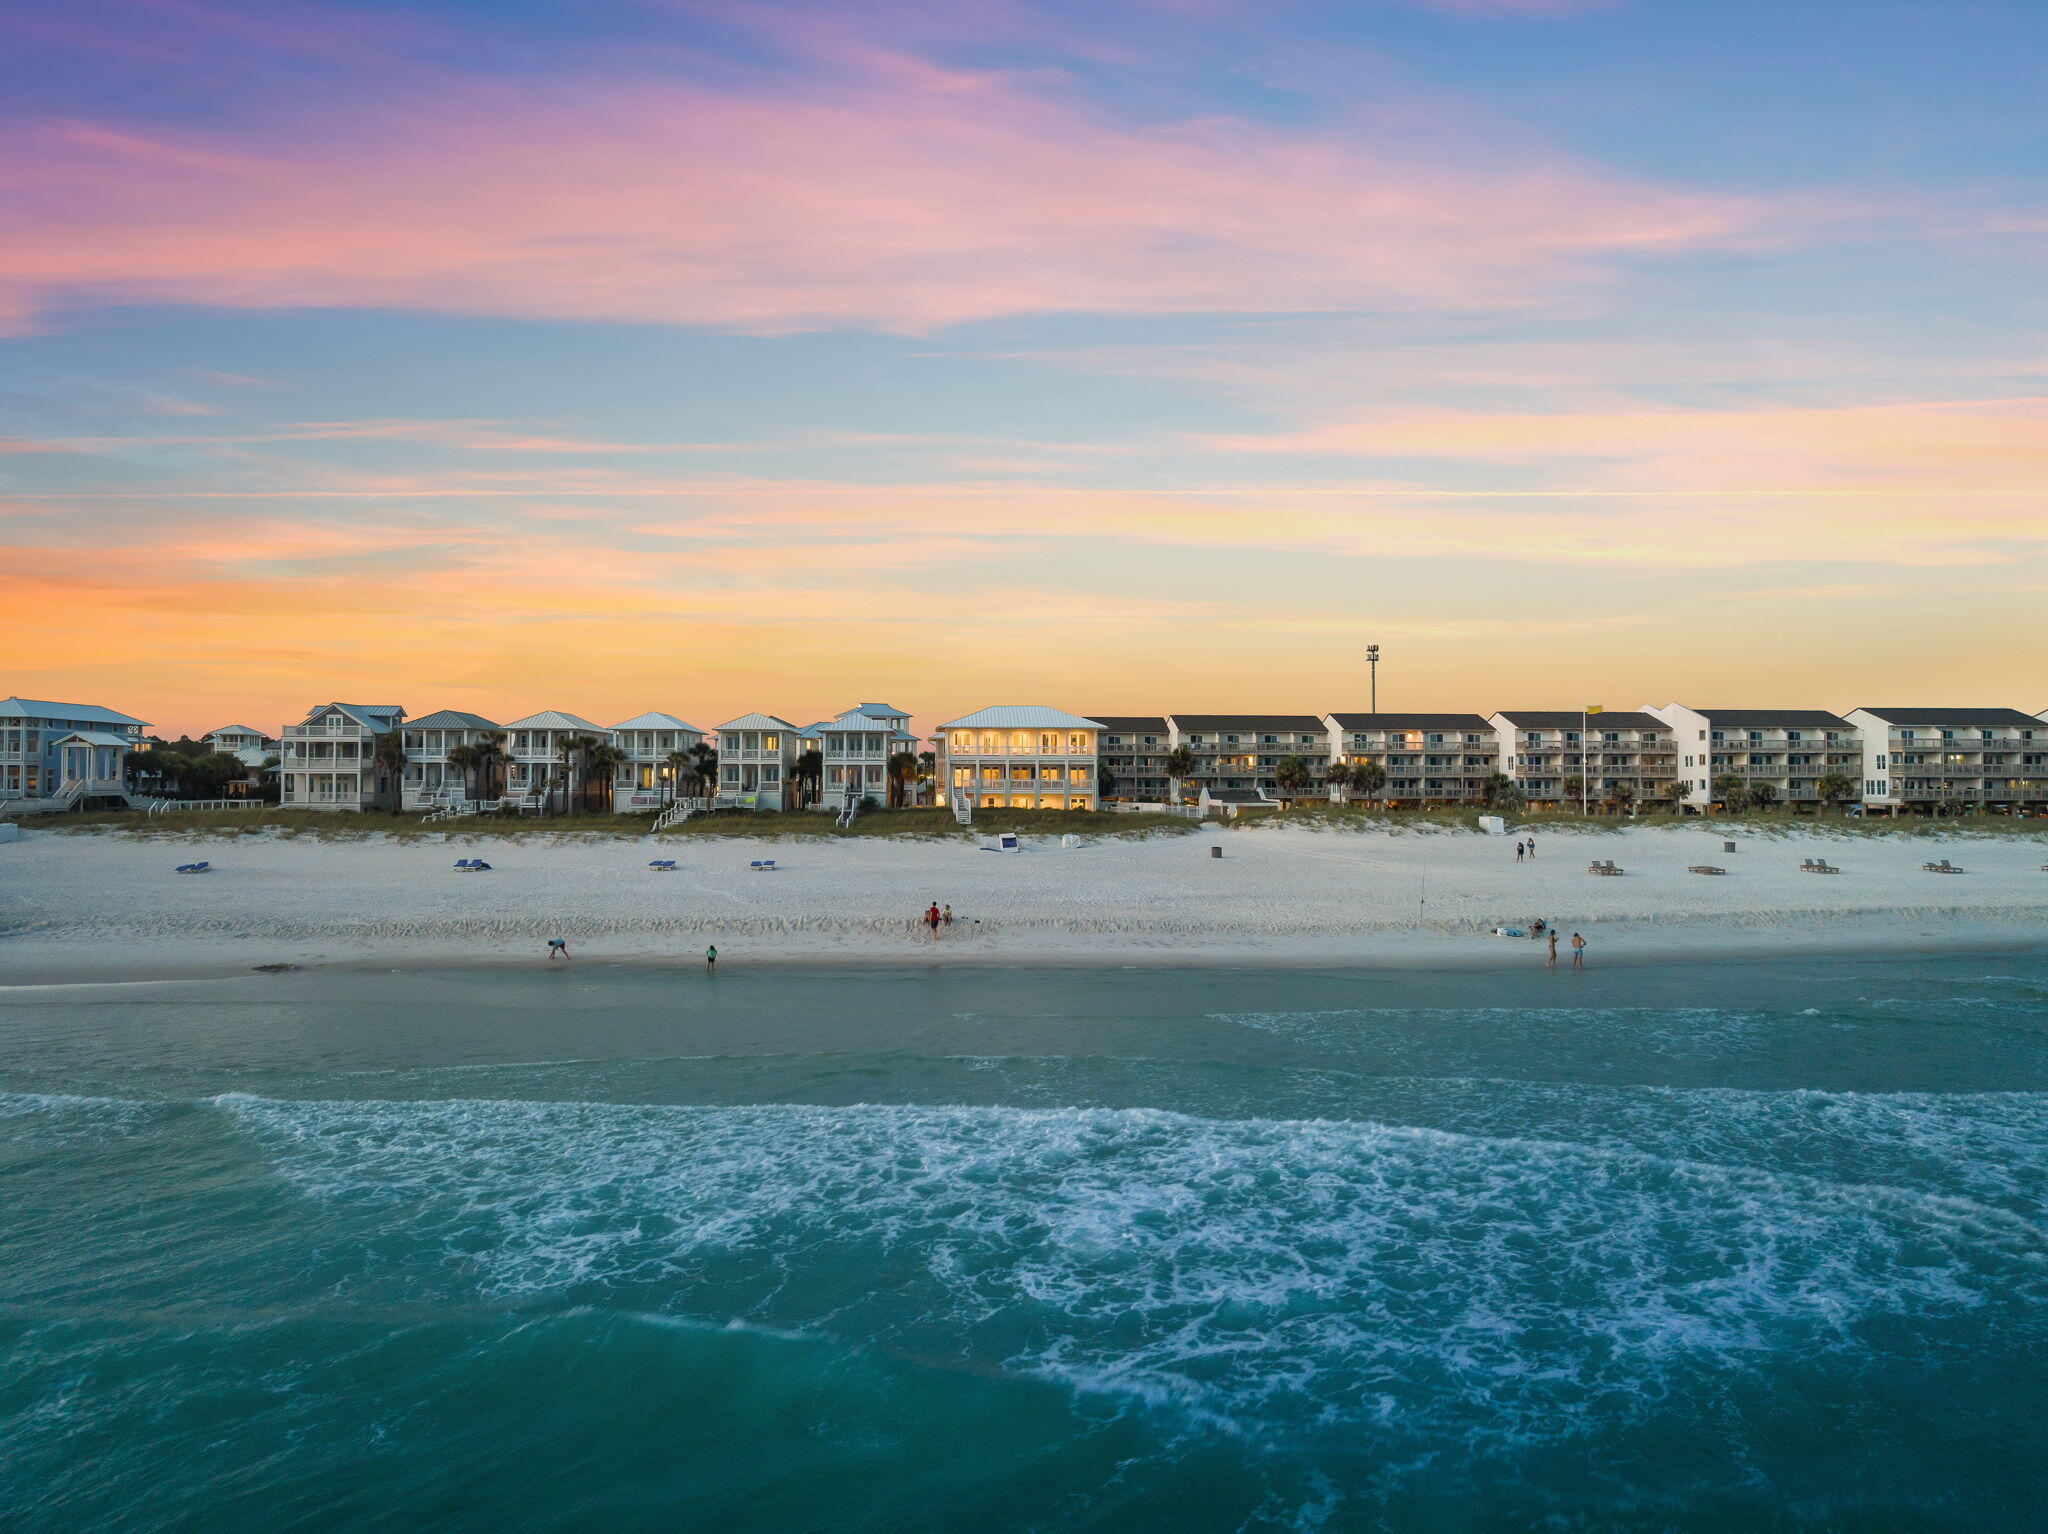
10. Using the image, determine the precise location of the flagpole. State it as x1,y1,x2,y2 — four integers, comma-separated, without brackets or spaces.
1581,704,1588,818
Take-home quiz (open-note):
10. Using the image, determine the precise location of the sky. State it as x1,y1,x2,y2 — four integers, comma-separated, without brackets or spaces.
3,0,2045,738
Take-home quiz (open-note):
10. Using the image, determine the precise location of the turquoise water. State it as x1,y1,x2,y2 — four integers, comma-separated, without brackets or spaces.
3,953,2047,1530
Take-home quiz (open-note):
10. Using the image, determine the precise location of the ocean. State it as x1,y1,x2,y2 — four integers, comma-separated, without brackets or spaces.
3,952,2046,1531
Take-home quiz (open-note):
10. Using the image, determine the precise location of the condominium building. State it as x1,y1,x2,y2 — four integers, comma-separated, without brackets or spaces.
609,712,707,811
502,710,613,810
398,710,503,810
1648,706,1859,810
0,697,148,808
1165,715,1331,799
1845,708,2048,813
279,702,406,810
1489,711,1677,808
716,713,800,809
1324,714,1493,806
801,704,918,809
1091,716,1170,802
938,706,1102,810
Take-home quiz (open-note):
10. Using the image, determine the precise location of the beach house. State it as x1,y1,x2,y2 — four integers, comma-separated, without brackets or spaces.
1844,708,2048,814
608,712,707,811
1489,711,1678,809
1324,714,1493,807
0,697,149,810
202,725,276,770
938,706,1103,810
502,710,614,812
801,704,920,809
397,710,503,810
279,702,406,810
1647,706,1861,811
1091,716,1171,803
1165,715,1332,801
715,713,800,809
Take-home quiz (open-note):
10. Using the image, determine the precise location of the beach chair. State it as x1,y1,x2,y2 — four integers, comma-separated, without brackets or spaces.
175,861,210,874
647,859,677,871
1588,859,1624,876
748,859,777,872
454,858,476,871
1923,858,1963,874
1688,865,1726,875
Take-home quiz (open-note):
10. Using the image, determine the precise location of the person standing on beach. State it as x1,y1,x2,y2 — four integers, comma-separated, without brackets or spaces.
1571,931,1586,969
547,938,570,961
926,902,941,936
1516,840,1526,863
1527,835,1537,860
942,904,953,927
1547,930,1558,968
705,944,717,971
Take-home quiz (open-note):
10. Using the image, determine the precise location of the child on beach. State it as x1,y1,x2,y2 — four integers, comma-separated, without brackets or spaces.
547,939,569,961
705,944,717,970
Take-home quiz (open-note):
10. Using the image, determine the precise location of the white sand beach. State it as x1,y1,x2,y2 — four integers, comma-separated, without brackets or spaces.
3,820,2044,981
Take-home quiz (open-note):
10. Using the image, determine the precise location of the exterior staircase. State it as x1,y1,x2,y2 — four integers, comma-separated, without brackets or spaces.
950,788,973,826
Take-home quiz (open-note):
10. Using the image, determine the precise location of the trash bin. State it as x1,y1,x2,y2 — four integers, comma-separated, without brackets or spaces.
1210,845,1223,859
1723,841,1736,853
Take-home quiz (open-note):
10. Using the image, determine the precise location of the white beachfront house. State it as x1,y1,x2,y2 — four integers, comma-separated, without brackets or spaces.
278,702,406,811
1488,711,1678,809
397,710,503,810
1324,713,1492,806
608,712,707,811
938,706,1103,811
1647,705,1861,811
503,710,614,811
1,697,148,810
202,725,276,770
714,713,799,809
800,703,920,809
1845,708,2048,814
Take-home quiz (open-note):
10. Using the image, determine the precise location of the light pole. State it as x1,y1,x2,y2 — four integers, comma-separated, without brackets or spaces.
1367,644,1380,714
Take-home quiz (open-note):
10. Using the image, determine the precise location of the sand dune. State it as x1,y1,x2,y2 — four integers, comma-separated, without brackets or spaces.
2,821,2044,979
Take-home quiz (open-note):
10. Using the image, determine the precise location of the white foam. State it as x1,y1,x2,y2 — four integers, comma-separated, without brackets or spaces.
212,1094,2048,1451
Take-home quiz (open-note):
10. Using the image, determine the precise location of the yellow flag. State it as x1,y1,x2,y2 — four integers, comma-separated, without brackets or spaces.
1585,704,1604,714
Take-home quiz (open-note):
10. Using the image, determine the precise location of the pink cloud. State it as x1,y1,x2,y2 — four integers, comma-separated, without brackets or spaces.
0,47,1766,333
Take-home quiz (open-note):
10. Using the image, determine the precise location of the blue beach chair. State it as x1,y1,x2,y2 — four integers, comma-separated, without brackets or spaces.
648,859,677,871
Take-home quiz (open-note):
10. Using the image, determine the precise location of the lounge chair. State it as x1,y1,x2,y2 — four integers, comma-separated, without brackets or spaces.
175,861,210,874
748,859,777,872
1801,859,1840,874
1587,859,1624,876
1688,865,1726,875
454,858,476,870
1923,859,1964,873
647,859,677,871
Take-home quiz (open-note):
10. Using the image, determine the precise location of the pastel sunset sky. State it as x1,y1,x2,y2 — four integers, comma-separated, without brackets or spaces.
4,0,2044,736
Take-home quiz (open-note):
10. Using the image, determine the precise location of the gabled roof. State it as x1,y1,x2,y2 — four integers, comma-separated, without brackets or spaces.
1696,710,1854,730
406,709,501,731
1328,713,1493,732
502,709,607,732
0,697,147,727
1088,716,1169,733
306,702,404,732
718,712,798,731
609,711,703,733
205,724,270,738
814,715,902,734
939,705,1105,731
53,730,138,749
1851,707,2041,729
1490,711,1665,730
842,702,909,720
1169,714,1328,732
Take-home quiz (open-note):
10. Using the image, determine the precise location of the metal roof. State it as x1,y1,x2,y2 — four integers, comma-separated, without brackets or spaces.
939,705,1106,730
1850,707,2041,728
406,710,501,730
1088,716,1169,733
843,702,909,719
609,711,703,733
1169,714,1328,732
718,712,799,731
304,702,405,732
502,710,607,732
205,724,272,738
1328,713,1493,731
0,697,147,727
1695,710,1854,729
814,715,902,734
54,730,138,749
1490,711,1665,729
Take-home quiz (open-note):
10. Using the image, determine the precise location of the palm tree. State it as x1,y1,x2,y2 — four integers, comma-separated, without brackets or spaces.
1611,782,1637,815
886,750,919,809
1816,770,1857,814
1562,774,1586,812
1478,771,1524,811
663,749,694,806
1273,755,1312,802
1164,746,1196,805
446,743,480,801
585,742,628,813
688,741,720,803
1351,758,1387,811
1711,772,1748,811
1747,780,1779,811
553,733,600,815
372,732,408,809
793,749,824,809
1097,765,1118,802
